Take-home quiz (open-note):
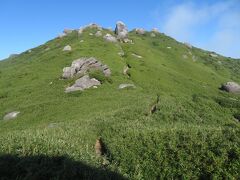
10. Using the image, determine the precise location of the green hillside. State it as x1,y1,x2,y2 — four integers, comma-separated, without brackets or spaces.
0,23,239,179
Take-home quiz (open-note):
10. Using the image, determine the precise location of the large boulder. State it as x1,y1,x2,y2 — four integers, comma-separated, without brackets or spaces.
3,111,20,121
103,34,117,43
62,57,111,79
65,75,101,93
221,82,240,93
115,21,128,41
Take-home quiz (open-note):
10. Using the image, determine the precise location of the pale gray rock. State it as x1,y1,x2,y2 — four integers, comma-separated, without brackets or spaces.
135,28,145,35
152,28,159,33
9,54,18,58
119,84,136,89
150,33,156,37
65,75,101,93
63,45,72,51
95,31,102,37
167,47,172,49
62,57,111,79
184,42,193,49
3,111,20,121
78,28,84,35
58,33,67,38
115,21,129,41
123,66,129,75
182,54,188,59
89,33,93,36
210,53,218,58
103,34,117,43
221,82,240,93
63,29,73,34
132,53,143,59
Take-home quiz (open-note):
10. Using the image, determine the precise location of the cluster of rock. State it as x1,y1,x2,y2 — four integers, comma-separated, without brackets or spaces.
62,57,111,92
221,82,240,93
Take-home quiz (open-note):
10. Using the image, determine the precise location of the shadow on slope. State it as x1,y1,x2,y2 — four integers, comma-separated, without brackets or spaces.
0,154,126,180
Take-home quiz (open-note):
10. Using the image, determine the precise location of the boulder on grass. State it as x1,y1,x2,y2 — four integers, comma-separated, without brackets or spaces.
135,28,145,35
115,21,129,42
221,82,240,93
119,84,136,89
63,45,72,51
65,75,101,93
103,34,117,43
3,111,20,121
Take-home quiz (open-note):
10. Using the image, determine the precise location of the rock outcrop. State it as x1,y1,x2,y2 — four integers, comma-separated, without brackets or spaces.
62,57,111,79
65,75,101,93
135,28,145,35
221,82,240,93
3,111,20,121
115,21,129,42
103,34,117,43
63,45,72,51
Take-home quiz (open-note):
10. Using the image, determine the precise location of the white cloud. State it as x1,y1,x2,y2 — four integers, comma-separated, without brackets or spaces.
154,1,240,58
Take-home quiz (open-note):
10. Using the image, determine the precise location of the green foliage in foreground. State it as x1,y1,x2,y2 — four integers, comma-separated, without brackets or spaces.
0,28,239,179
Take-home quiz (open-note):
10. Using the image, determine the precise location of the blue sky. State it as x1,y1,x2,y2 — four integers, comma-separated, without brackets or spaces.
0,0,240,60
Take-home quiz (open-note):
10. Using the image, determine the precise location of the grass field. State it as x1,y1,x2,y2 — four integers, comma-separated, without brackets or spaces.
0,27,239,179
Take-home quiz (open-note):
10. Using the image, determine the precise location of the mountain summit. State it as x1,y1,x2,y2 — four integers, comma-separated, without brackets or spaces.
0,21,239,179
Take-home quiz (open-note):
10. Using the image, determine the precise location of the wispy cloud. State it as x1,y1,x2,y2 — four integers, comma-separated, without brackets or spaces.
153,1,240,58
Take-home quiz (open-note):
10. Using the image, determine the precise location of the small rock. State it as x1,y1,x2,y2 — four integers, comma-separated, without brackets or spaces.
65,75,101,93
221,82,240,93
182,54,188,59
63,45,72,51
78,28,84,35
118,52,125,57
135,28,145,35
184,42,193,49
89,33,93,36
103,34,117,43
119,84,136,89
150,33,156,37
63,29,73,34
45,47,50,51
132,53,142,59
9,54,18,58
28,50,32,53
62,57,111,79
152,28,159,33
48,123,58,128
210,53,218,58
95,31,102,37
58,33,67,38
3,111,20,121
80,40,84,43
167,47,171,49
123,66,129,75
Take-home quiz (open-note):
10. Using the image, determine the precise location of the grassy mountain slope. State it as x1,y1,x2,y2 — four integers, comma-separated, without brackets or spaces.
0,26,240,179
